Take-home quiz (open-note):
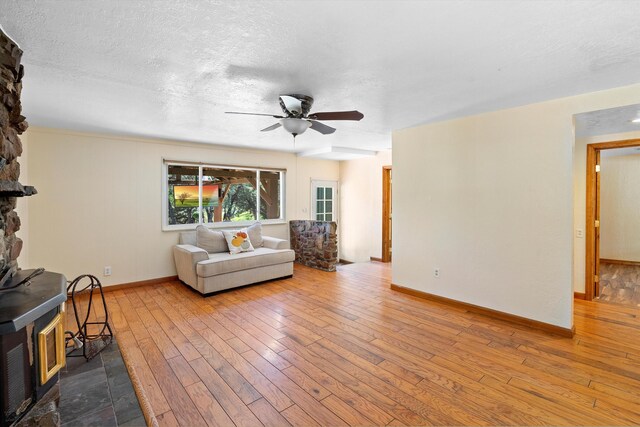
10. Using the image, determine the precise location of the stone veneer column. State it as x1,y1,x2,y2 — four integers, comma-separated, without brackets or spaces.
1,28,56,427
0,28,36,277
289,220,338,272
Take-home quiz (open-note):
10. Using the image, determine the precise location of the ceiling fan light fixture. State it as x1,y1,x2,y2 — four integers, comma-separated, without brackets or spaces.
281,118,311,136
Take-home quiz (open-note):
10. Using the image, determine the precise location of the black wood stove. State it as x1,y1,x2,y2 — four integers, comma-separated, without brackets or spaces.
0,269,66,427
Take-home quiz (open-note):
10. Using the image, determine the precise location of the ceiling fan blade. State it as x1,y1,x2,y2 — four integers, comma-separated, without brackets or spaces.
260,123,282,132
309,120,336,135
226,111,284,118
308,110,364,121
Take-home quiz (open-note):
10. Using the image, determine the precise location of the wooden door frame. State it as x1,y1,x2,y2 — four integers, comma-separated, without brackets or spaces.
585,138,640,300
382,166,392,262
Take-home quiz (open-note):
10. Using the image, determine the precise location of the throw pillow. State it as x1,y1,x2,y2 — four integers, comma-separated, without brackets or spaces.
222,229,255,254
247,222,263,248
195,225,228,253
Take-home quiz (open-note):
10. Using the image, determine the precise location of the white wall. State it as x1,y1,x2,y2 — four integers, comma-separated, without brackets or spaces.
600,153,640,262
393,82,640,329
573,130,640,292
22,128,339,286
339,150,392,262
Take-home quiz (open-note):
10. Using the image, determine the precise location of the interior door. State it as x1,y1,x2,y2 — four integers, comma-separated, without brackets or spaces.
594,150,601,297
382,167,392,262
311,180,338,222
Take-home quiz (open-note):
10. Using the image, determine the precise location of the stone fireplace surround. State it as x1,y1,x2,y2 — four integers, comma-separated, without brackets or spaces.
0,27,35,273
0,28,65,427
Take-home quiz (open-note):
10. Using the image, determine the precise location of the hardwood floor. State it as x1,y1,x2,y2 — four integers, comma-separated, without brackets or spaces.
104,262,640,426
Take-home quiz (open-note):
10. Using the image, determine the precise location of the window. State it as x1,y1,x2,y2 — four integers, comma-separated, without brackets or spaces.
164,161,285,229
311,180,337,222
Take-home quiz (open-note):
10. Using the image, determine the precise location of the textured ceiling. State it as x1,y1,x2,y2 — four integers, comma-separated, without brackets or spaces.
3,0,640,155
574,103,640,138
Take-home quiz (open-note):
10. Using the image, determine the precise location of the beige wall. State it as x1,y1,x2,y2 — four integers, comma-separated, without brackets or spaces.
600,153,640,262
339,150,392,262
393,82,640,329
22,128,339,286
15,131,29,267
573,130,640,292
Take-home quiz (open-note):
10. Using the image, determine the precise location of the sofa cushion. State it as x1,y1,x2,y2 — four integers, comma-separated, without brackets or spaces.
247,222,263,248
196,225,228,253
196,248,295,277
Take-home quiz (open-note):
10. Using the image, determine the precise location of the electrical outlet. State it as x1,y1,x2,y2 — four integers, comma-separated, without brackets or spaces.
434,268,440,278
576,229,584,238
104,266,112,276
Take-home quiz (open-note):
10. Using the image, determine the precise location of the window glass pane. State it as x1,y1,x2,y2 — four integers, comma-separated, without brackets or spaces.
316,201,324,214
325,213,332,221
167,165,200,225
316,213,324,221
325,187,333,200
325,201,333,214
201,167,257,223
317,187,324,200
259,171,282,220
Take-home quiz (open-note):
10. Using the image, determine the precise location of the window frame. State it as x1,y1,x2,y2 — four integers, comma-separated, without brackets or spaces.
310,179,338,223
162,160,286,231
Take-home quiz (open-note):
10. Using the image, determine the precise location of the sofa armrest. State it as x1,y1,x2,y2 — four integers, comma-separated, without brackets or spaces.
262,236,290,250
173,244,209,288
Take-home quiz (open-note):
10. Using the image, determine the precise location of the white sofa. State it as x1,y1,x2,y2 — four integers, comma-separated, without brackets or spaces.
173,224,294,295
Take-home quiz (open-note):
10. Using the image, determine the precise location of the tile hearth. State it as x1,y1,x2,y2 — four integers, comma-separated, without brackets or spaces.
60,339,144,427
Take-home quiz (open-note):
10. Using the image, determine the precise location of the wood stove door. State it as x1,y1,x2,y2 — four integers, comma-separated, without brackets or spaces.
37,313,65,386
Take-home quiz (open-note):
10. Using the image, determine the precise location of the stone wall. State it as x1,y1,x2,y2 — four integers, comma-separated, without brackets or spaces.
289,220,338,272
0,28,36,278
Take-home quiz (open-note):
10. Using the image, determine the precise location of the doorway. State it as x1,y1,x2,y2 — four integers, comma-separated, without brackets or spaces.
585,138,640,301
382,166,392,262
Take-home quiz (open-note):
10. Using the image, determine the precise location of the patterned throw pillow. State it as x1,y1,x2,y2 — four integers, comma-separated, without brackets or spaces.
222,229,255,254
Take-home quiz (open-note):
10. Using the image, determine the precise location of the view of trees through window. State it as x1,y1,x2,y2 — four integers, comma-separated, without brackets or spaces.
259,171,282,220
166,163,283,226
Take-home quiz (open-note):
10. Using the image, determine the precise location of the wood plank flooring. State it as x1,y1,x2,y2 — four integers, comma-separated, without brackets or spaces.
105,262,640,426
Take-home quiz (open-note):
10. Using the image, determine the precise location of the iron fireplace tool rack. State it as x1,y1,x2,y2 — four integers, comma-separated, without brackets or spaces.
65,274,113,360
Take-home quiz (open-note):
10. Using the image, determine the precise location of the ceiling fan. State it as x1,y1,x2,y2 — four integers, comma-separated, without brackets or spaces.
225,94,364,139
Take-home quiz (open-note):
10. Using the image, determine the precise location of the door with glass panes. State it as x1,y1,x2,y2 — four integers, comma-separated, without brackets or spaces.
311,180,337,222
